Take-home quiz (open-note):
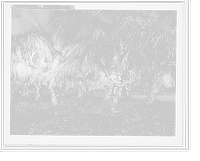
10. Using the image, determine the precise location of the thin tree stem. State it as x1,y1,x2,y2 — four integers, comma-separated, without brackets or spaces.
140,102,144,135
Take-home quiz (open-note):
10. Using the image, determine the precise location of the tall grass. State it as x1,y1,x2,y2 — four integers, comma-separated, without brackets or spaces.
10,95,175,136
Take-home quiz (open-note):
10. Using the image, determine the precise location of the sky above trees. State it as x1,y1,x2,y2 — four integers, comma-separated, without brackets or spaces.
12,9,51,35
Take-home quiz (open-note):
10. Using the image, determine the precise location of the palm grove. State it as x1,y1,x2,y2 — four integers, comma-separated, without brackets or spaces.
11,6,176,112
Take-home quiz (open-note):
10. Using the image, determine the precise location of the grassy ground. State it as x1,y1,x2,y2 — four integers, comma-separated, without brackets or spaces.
10,94,175,136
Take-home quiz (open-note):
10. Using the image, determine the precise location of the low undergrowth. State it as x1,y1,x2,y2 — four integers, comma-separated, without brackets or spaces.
10,94,175,136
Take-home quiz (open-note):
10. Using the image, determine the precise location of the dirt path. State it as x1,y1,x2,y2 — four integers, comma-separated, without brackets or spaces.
90,91,175,102
22,90,175,102
131,94,175,102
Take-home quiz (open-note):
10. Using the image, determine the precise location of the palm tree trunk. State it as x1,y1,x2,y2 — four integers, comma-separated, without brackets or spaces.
49,82,58,105
74,84,83,97
22,85,30,97
110,93,119,113
103,86,112,100
35,81,43,101
22,80,30,97
145,79,162,104
49,86,58,105
61,86,69,97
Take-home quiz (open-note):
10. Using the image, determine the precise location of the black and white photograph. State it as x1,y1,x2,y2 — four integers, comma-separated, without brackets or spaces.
0,0,190,151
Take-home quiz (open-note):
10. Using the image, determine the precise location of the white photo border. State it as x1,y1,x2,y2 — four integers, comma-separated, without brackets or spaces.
2,1,188,149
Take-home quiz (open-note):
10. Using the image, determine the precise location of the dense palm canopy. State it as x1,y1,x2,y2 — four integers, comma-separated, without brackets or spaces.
11,6,176,107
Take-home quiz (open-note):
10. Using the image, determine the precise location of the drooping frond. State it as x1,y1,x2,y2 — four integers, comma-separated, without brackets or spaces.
49,10,91,45
81,38,114,72
49,12,92,46
140,12,176,76
118,49,140,70
157,11,176,34
117,49,141,83
55,40,88,80
62,38,88,60
12,31,53,71
50,10,116,50
90,25,108,42
114,10,151,34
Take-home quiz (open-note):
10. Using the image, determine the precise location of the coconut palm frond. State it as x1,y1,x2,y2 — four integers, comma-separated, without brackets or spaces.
12,33,52,69
50,44,86,86
148,12,176,56
54,30,70,48
74,22,93,41
141,11,176,68
49,10,79,51
118,49,140,70
92,10,116,25
49,11,115,69
49,19,71,51
81,38,114,71
117,49,141,83
113,32,137,54
123,12,176,80
52,40,88,80
114,11,150,33
142,56,164,88
112,10,175,79
157,11,176,34
62,38,88,59
50,11,89,45
90,25,108,42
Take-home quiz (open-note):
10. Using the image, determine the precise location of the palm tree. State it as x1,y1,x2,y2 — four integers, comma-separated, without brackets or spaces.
11,31,52,99
49,10,176,103
11,5,68,100
11,6,176,107
42,10,114,102
113,11,176,103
